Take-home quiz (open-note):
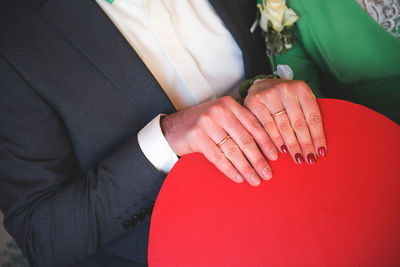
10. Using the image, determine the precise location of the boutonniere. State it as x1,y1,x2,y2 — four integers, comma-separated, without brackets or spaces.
238,0,298,104
252,0,299,72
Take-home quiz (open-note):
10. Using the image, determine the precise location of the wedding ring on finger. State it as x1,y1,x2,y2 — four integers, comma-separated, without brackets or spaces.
217,135,231,148
272,109,287,118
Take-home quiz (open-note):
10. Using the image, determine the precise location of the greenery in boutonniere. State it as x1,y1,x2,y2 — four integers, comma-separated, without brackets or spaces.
253,0,299,72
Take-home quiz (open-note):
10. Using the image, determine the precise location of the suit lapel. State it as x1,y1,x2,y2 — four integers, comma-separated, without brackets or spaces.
209,0,270,77
38,0,175,114
38,0,268,108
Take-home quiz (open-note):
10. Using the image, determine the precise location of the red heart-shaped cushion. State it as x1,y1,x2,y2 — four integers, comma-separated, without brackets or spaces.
149,99,400,266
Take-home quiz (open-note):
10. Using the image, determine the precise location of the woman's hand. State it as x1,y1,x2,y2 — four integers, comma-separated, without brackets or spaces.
244,78,327,165
161,96,279,187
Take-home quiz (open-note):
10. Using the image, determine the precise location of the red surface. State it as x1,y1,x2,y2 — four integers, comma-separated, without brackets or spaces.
148,99,400,266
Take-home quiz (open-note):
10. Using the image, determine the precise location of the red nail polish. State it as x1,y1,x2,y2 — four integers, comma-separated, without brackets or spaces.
295,153,305,164
281,145,288,153
318,146,326,157
307,153,316,164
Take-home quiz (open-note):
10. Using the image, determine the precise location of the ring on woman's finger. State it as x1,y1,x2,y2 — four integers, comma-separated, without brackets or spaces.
217,135,231,148
272,109,286,118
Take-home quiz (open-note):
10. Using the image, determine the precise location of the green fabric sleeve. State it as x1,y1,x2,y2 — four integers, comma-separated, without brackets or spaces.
276,32,325,98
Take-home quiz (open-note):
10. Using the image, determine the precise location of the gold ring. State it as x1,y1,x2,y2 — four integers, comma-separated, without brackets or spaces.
217,135,230,148
272,109,286,118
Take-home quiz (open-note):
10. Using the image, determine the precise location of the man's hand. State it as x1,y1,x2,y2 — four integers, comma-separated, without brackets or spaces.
161,96,278,186
244,79,327,164
161,80,326,186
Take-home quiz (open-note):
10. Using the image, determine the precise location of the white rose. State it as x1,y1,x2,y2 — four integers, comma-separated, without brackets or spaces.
258,0,299,32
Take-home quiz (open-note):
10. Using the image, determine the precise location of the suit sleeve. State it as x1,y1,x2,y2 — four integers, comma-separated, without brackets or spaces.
275,30,325,98
0,55,165,266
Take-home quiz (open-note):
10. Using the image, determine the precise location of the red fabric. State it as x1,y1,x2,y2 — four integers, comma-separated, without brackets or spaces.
148,99,400,266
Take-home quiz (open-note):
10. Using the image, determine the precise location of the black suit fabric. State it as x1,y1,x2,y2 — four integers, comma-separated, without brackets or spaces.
0,0,268,266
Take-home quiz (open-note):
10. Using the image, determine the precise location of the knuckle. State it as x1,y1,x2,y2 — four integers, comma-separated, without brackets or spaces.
211,151,226,164
297,82,314,97
272,137,283,146
262,88,275,100
249,118,263,131
242,166,255,178
259,136,273,147
243,96,251,107
273,82,288,92
313,136,326,146
278,120,292,133
302,142,315,151
208,103,225,116
259,140,274,152
295,80,309,91
224,145,240,159
253,158,267,170
247,85,258,96
188,127,203,139
220,95,235,105
287,142,299,151
307,112,322,126
281,84,291,94
255,91,266,101
197,113,212,127
293,118,308,131
187,129,204,151
238,134,255,148
243,95,256,107
263,120,276,132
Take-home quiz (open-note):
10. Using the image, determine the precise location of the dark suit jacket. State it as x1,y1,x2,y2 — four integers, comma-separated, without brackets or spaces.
0,0,269,266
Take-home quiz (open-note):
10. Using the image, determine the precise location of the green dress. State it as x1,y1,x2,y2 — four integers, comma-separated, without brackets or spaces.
276,0,400,123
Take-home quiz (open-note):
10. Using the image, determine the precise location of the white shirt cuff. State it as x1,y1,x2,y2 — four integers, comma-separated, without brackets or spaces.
137,114,179,174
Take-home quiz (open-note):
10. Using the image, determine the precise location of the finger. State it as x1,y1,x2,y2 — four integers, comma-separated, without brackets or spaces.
218,137,262,186
219,112,273,182
232,102,279,161
282,95,317,164
262,93,305,164
195,130,244,183
202,120,264,186
244,98,287,155
297,88,327,158
221,97,278,161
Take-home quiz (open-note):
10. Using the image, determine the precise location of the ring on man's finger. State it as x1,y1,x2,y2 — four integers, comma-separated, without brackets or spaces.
217,135,231,148
272,109,286,118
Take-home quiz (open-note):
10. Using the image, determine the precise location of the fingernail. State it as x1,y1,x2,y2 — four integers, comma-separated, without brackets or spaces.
262,167,272,180
250,173,261,186
295,153,305,164
307,153,316,164
318,146,326,157
268,149,278,161
281,145,288,153
235,174,244,183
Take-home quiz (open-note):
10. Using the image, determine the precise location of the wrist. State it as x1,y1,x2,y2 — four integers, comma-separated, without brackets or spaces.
160,113,180,155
